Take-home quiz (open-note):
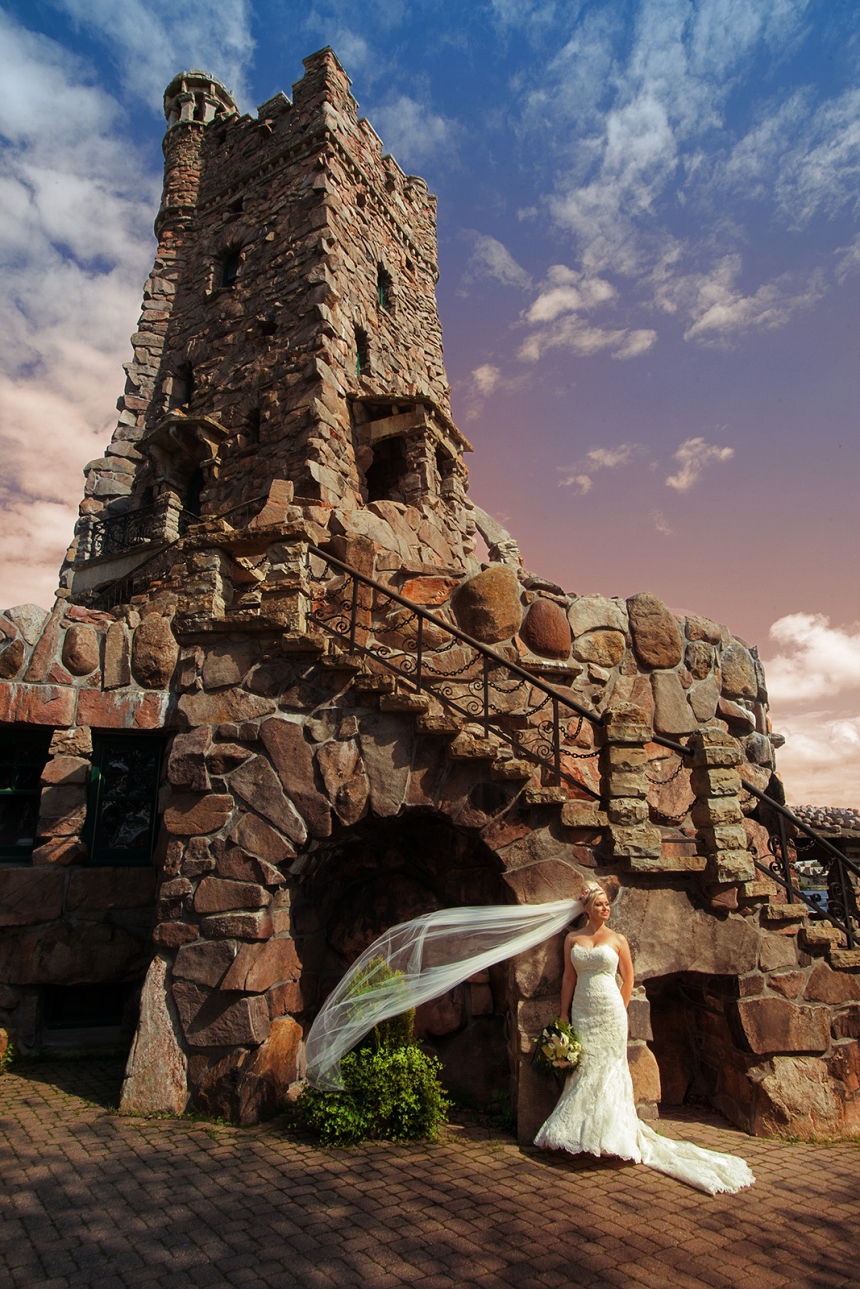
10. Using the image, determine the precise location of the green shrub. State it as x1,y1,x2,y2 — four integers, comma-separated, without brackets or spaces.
297,956,450,1146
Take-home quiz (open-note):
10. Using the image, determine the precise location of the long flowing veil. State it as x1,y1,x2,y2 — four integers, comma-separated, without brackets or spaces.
304,897,583,1089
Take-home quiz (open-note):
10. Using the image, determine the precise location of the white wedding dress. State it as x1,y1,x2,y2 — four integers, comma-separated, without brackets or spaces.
534,942,755,1195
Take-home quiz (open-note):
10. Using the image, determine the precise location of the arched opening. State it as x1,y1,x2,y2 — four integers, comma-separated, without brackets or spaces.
298,812,513,1107
220,248,241,288
184,467,205,519
172,363,194,409
644,973,740,1110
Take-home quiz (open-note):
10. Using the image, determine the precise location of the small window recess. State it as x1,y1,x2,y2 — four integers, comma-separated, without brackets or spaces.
377,264,393,313
172,362,194,409
247,408,261,445
185,467,205,518
364,436,408,504
84,736,164,867
0,730,52,863
221,248,241,288
193,94,206,122
228,197,243,214
257,314,277,337
355,325,369,378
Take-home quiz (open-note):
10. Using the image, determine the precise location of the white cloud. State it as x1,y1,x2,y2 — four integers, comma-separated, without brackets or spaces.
558,442,641,493
466,235,532,290
665,437,734,490
463,362,530,419
50,0,255,110
471,364,501,396
520,264,657,361
649,508,673,536
835,235,860,285
368,94,454,169
764,614,860,705
771,712,860,809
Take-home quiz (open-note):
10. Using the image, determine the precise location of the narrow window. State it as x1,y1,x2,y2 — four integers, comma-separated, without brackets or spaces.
0,730,51,862
365,436,407,503
247,408,261,444
221,249,241,288
377,264,393,312
185,467,205,517
355,325,369,377
85,737,163,867
173,362,194,408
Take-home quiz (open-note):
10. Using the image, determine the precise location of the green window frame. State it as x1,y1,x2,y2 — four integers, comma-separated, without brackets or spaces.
85,736,163,867
0,729,52,862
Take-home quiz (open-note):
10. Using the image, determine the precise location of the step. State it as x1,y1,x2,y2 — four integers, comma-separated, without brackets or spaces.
415,714,461,737
320,651,364,671
739,879,779,901
764,903,807,922
524,786,568,806
379,692,430,714
449,732,499,760
828,947,860,969
799,924,843,950
353,672,395,694
279,631,325,653
490,758,533,781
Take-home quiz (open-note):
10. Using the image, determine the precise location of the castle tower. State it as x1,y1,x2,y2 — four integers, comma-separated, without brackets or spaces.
66,48,473,605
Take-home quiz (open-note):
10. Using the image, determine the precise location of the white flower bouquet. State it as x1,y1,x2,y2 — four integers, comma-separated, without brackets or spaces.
532,1016,582,1077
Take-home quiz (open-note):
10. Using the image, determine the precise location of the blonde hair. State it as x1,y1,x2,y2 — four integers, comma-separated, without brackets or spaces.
580,883,607,912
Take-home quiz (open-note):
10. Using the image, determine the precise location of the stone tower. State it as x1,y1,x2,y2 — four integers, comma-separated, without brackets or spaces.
67,50,474,607
1,50,858,1142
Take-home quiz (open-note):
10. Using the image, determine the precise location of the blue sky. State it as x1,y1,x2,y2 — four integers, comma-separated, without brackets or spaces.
0,0,858,802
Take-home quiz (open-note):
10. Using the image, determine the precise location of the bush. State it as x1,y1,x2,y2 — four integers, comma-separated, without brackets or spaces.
297,1044,450,1146
296,956,450,1146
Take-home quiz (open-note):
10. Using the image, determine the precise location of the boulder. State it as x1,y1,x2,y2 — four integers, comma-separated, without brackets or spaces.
688,675,719,722
572,629,625,667
358,713,413,818
167,727,212,793
179,690,276,726
751,1055,843,1138
220,939,301,992
684,640,713,680
201,640,260,691
627,593,683,669
720,641,758,700
453,566,521,643
627,1042,661,1104
62,624,100,676
119,955,189,1116
316,738,370,827
685,615,723,645
103,620,131,689
6,604,48,646
651,672,696,734
568,594,626,636
521,599,571,659
401,576,459,605
199,910,273,940
734,997,830,1054
131,615,179,689
804,962,860,1005
0,639,25,679
612,886,759,979
237,1016,303,1122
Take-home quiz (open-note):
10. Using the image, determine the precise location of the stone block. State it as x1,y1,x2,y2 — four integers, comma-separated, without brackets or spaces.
830,948,860,970
163,794,234,837
651,671,696,735
627,593,683,669
236,1016,303,1123
604,745,648,767
401,576,459,605
131,615,178,689
358,713,413,816
688,674,719,723
602,768,648,799
685,615,723,645
194,877,271,913
453,566,521,643
75,689,168,730
229,755,307,845
720,641,758,700
0,921,147,984
698,822,747,852
768,972,805,999
831,1006,860,1039
167,727,212,792
119,955,188,1116
229,813,294,865
734,996,830,1054
66,868,157,910
178,689,275,727
627,1042,661,1104
0,639,25,679
260,718,331,838
40,755,89,786
152,922,199,949
173,939,238,986
760,935,799,971
220,939,301,992
560,800,607,828
414,988,466,1037
805,962,860,1003
627,997,653,1041
0,868,64,926
62,624,100,676
0,683,76,727
37,784,87,837
201,640,261,690
607,823,662,860
200,910,274,940
691,797,743,827
172,981,271,1048
23,604,63,683
690,766,742,798
31,838,87,866
103,620,131,689
606,798,649,825
568,594,627,637
707,849,755,882
572,629,625,667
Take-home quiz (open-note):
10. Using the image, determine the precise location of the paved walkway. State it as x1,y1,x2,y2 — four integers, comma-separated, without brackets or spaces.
1,1060,857,1289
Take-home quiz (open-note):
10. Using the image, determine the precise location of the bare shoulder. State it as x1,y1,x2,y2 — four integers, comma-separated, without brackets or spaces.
609,930,629,949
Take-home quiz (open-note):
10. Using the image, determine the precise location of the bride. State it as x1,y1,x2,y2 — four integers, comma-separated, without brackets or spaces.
534,884,754,1194
304,881,754,1196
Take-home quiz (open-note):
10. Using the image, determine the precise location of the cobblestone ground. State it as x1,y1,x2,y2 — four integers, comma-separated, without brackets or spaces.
1,1060,857,1289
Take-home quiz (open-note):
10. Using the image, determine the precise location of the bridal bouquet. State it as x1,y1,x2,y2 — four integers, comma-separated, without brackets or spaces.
532,1017,582,1077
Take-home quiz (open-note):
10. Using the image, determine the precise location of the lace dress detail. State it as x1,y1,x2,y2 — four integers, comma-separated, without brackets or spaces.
534,942,754,1196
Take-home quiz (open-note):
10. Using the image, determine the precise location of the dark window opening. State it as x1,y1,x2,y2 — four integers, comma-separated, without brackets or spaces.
247,408,261,444
85,736,163,867
0,730,51,862
45,984,128,1031
221,249,241,288
193,94,206,122
355,325,369,377
377,264,393,312
436,446,455,485
173,363,194,408
185,467,205,518
257,315,277,336
216,130,227,147
364,436,407,503
229,196,243,213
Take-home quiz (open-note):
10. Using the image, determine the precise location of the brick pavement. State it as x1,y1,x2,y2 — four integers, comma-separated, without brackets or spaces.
1,1060,857,1289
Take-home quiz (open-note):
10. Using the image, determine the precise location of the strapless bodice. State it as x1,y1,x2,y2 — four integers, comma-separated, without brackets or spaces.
571,941,619,976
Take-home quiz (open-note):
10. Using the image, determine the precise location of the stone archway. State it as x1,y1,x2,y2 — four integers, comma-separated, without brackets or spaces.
297,810,513,1105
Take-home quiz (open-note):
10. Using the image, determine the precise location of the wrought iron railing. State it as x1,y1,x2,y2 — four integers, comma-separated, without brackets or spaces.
306,542,860,948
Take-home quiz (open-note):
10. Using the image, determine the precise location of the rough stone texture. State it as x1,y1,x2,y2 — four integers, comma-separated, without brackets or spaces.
66,869,156,910
167,727,212,793
613,886,759,980
628,1042,661,1104
103,620,131,689
172,981,271,1048
131,614,179,689
358,713,413,817
685,614,723,645
163,794,234,837
0,639,24,679
229,813,293,865
688,674,720,722
0,922,148,985
193,877,271,914
804,961,860,1005
119,954,188,1115
734,997,830,1055
453,566,521,643
6,604,48,646
229,756,307,845
62,624,100,676
260,719,331,838
520,599,571,660
720,640,758,699
572,629,625,667
201,641,260,690
627,594,683,669
173,939,238,986
651,671,696,734
220,939,301,992
0,869,64,927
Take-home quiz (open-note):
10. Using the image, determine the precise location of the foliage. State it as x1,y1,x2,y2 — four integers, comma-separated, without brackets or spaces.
0,1029,14,1075
297,956,450,1146
531,1016,582,1078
